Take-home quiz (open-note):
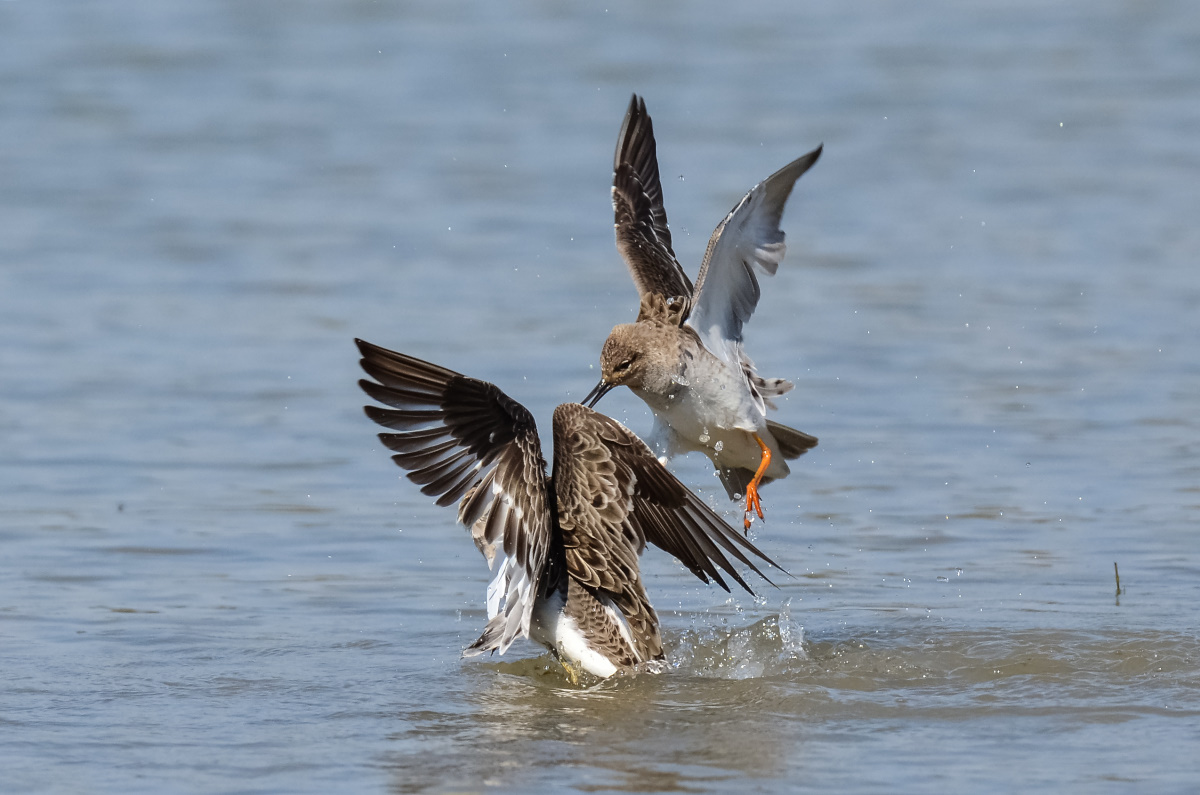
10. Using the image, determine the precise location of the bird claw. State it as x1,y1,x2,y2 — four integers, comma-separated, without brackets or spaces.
742,433,771,532
558,658,582,686
742,485,765,532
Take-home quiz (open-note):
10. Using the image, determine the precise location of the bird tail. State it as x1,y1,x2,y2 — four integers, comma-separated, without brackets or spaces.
766,420,818,459
715,422,816,500
717,467,770,501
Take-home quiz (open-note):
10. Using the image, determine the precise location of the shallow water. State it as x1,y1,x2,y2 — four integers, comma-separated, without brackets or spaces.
3,0,1199,792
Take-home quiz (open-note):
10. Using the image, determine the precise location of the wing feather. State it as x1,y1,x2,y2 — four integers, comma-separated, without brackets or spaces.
612,94,694,312
687,145,822,354
552,404,780,603
356,338,553,655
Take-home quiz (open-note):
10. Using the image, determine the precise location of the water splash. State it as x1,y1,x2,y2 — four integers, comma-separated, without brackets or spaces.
667,605,807,679
777,598,806,660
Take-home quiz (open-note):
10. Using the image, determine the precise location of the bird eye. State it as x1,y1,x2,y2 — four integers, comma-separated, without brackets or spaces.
614,358,633,373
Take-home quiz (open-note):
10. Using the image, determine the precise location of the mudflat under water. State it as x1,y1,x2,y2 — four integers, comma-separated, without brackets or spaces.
2,1,1198,792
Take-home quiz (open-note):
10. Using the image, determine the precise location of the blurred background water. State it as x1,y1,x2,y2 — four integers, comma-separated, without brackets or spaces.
2,0,1198,792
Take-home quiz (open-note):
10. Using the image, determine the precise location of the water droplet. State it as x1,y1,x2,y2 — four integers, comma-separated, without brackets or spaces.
713,440,724,452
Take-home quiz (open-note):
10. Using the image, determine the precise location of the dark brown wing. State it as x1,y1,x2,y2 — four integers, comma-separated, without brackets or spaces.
551,404,780,611
356,338,553,655
612,94,694,315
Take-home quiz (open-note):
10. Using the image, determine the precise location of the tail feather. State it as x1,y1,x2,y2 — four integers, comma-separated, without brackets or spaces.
767,420,818,460
714,421,815,501
716,467,776,501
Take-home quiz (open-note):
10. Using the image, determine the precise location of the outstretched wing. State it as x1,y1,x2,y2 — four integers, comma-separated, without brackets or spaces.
687,145,822,357
552,403,780,608
356,338,553,655
612,94,694,315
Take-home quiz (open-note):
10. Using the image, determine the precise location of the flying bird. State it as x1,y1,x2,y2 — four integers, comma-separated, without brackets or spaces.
585,94,822,530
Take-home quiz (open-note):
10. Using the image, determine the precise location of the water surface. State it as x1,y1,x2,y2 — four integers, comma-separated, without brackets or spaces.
2,1,1198,792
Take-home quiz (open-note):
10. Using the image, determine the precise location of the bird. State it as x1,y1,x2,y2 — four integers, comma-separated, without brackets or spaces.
584,94,822,531
356,338,781,682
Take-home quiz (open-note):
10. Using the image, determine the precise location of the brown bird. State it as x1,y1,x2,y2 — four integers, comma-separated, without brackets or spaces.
357,338,780,681
585,95,823,530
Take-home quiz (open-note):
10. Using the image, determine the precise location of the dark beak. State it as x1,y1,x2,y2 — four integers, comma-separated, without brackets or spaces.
583,380,614,408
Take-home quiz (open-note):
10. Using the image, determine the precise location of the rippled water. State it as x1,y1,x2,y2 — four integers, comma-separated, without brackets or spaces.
3,1,1199,792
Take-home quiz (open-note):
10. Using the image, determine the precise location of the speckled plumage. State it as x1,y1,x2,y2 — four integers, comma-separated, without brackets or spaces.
357,339,779,679
588,95,822,524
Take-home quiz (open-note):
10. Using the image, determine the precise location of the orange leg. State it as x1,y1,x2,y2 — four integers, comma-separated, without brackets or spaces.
743,433,772,531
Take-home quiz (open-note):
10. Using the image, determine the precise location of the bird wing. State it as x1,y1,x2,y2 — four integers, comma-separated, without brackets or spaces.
552,404,781,604
612,94,694,316
356,338,553,655
686,145,822,359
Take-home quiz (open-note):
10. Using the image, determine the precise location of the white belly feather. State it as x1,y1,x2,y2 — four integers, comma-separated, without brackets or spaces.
529,589,637,679
636,382,789,479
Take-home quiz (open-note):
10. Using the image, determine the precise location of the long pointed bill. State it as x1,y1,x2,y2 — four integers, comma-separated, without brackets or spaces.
583,380,614,408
